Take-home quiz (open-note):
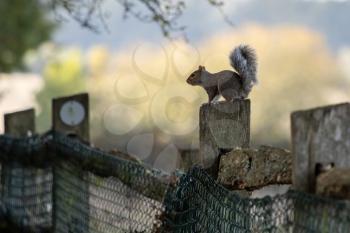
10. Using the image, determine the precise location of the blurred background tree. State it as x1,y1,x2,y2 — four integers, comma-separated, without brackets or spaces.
50,0,230,38
84,25,350,160
0,0,56,72
1,0,350,170
35,47,86,132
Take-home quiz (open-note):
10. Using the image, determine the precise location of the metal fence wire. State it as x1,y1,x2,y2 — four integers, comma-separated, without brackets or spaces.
164,167,350,233
1,132,350,233
0,132,167,233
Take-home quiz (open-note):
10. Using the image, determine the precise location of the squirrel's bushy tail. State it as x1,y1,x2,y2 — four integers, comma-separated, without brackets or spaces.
230,45,257,93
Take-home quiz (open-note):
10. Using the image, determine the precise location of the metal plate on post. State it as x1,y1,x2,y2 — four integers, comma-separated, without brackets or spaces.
59,100,86,126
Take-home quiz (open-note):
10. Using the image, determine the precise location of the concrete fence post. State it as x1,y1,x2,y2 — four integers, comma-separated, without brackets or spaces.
199,100,250,178
4,109,35,137
291,103,350,232
3,109,37,230
52,93,90,142
291,103,350,193
52,93,90,233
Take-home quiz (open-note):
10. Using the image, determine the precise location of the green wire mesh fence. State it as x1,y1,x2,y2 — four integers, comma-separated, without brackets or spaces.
0,133,52,232
0,132,168,233
1,132,350,233
164,166,350,233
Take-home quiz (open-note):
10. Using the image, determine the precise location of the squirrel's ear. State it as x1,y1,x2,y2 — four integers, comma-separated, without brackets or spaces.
202,66,206,70
198,65,205,70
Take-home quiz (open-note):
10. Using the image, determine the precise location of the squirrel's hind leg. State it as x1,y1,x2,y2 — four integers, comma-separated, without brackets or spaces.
208,94,220,103
207,88,219,103
211,95,221,103
218,75,241,102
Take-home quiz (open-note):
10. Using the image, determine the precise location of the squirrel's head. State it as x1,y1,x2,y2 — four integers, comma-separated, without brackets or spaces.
186,66,205,86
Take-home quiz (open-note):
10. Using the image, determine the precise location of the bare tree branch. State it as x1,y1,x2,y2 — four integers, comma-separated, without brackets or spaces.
207,0,235,26
50,0,233,38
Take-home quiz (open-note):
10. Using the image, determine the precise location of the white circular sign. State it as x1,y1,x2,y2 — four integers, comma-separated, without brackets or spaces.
59,100,85,126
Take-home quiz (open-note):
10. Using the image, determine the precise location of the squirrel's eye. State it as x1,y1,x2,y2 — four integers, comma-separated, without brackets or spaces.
190,74,194,77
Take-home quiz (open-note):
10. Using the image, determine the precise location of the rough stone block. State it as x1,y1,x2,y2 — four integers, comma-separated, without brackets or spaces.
316,168,350,199
218,146,291,190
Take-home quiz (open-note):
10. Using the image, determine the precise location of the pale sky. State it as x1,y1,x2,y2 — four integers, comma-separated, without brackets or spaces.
53,0,350,52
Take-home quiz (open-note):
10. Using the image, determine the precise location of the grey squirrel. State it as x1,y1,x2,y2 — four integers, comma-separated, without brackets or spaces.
186,45,257,103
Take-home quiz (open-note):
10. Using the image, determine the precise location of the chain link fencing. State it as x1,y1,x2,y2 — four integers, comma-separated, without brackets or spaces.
1,132,350,233
164,166,350,233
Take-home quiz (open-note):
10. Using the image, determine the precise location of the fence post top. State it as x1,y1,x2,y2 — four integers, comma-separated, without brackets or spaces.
4,108,35,137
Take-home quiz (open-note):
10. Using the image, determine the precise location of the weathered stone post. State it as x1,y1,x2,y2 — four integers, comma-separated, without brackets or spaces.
4,109,35,137
291,103,350,232
291,103,350,193
52,93,90,233
199,100,250,178
3,109,39,230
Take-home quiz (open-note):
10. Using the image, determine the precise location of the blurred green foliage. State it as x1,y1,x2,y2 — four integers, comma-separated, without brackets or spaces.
30,24,350,155
36,48,86,132
86,25,350,150
0,0,55,72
